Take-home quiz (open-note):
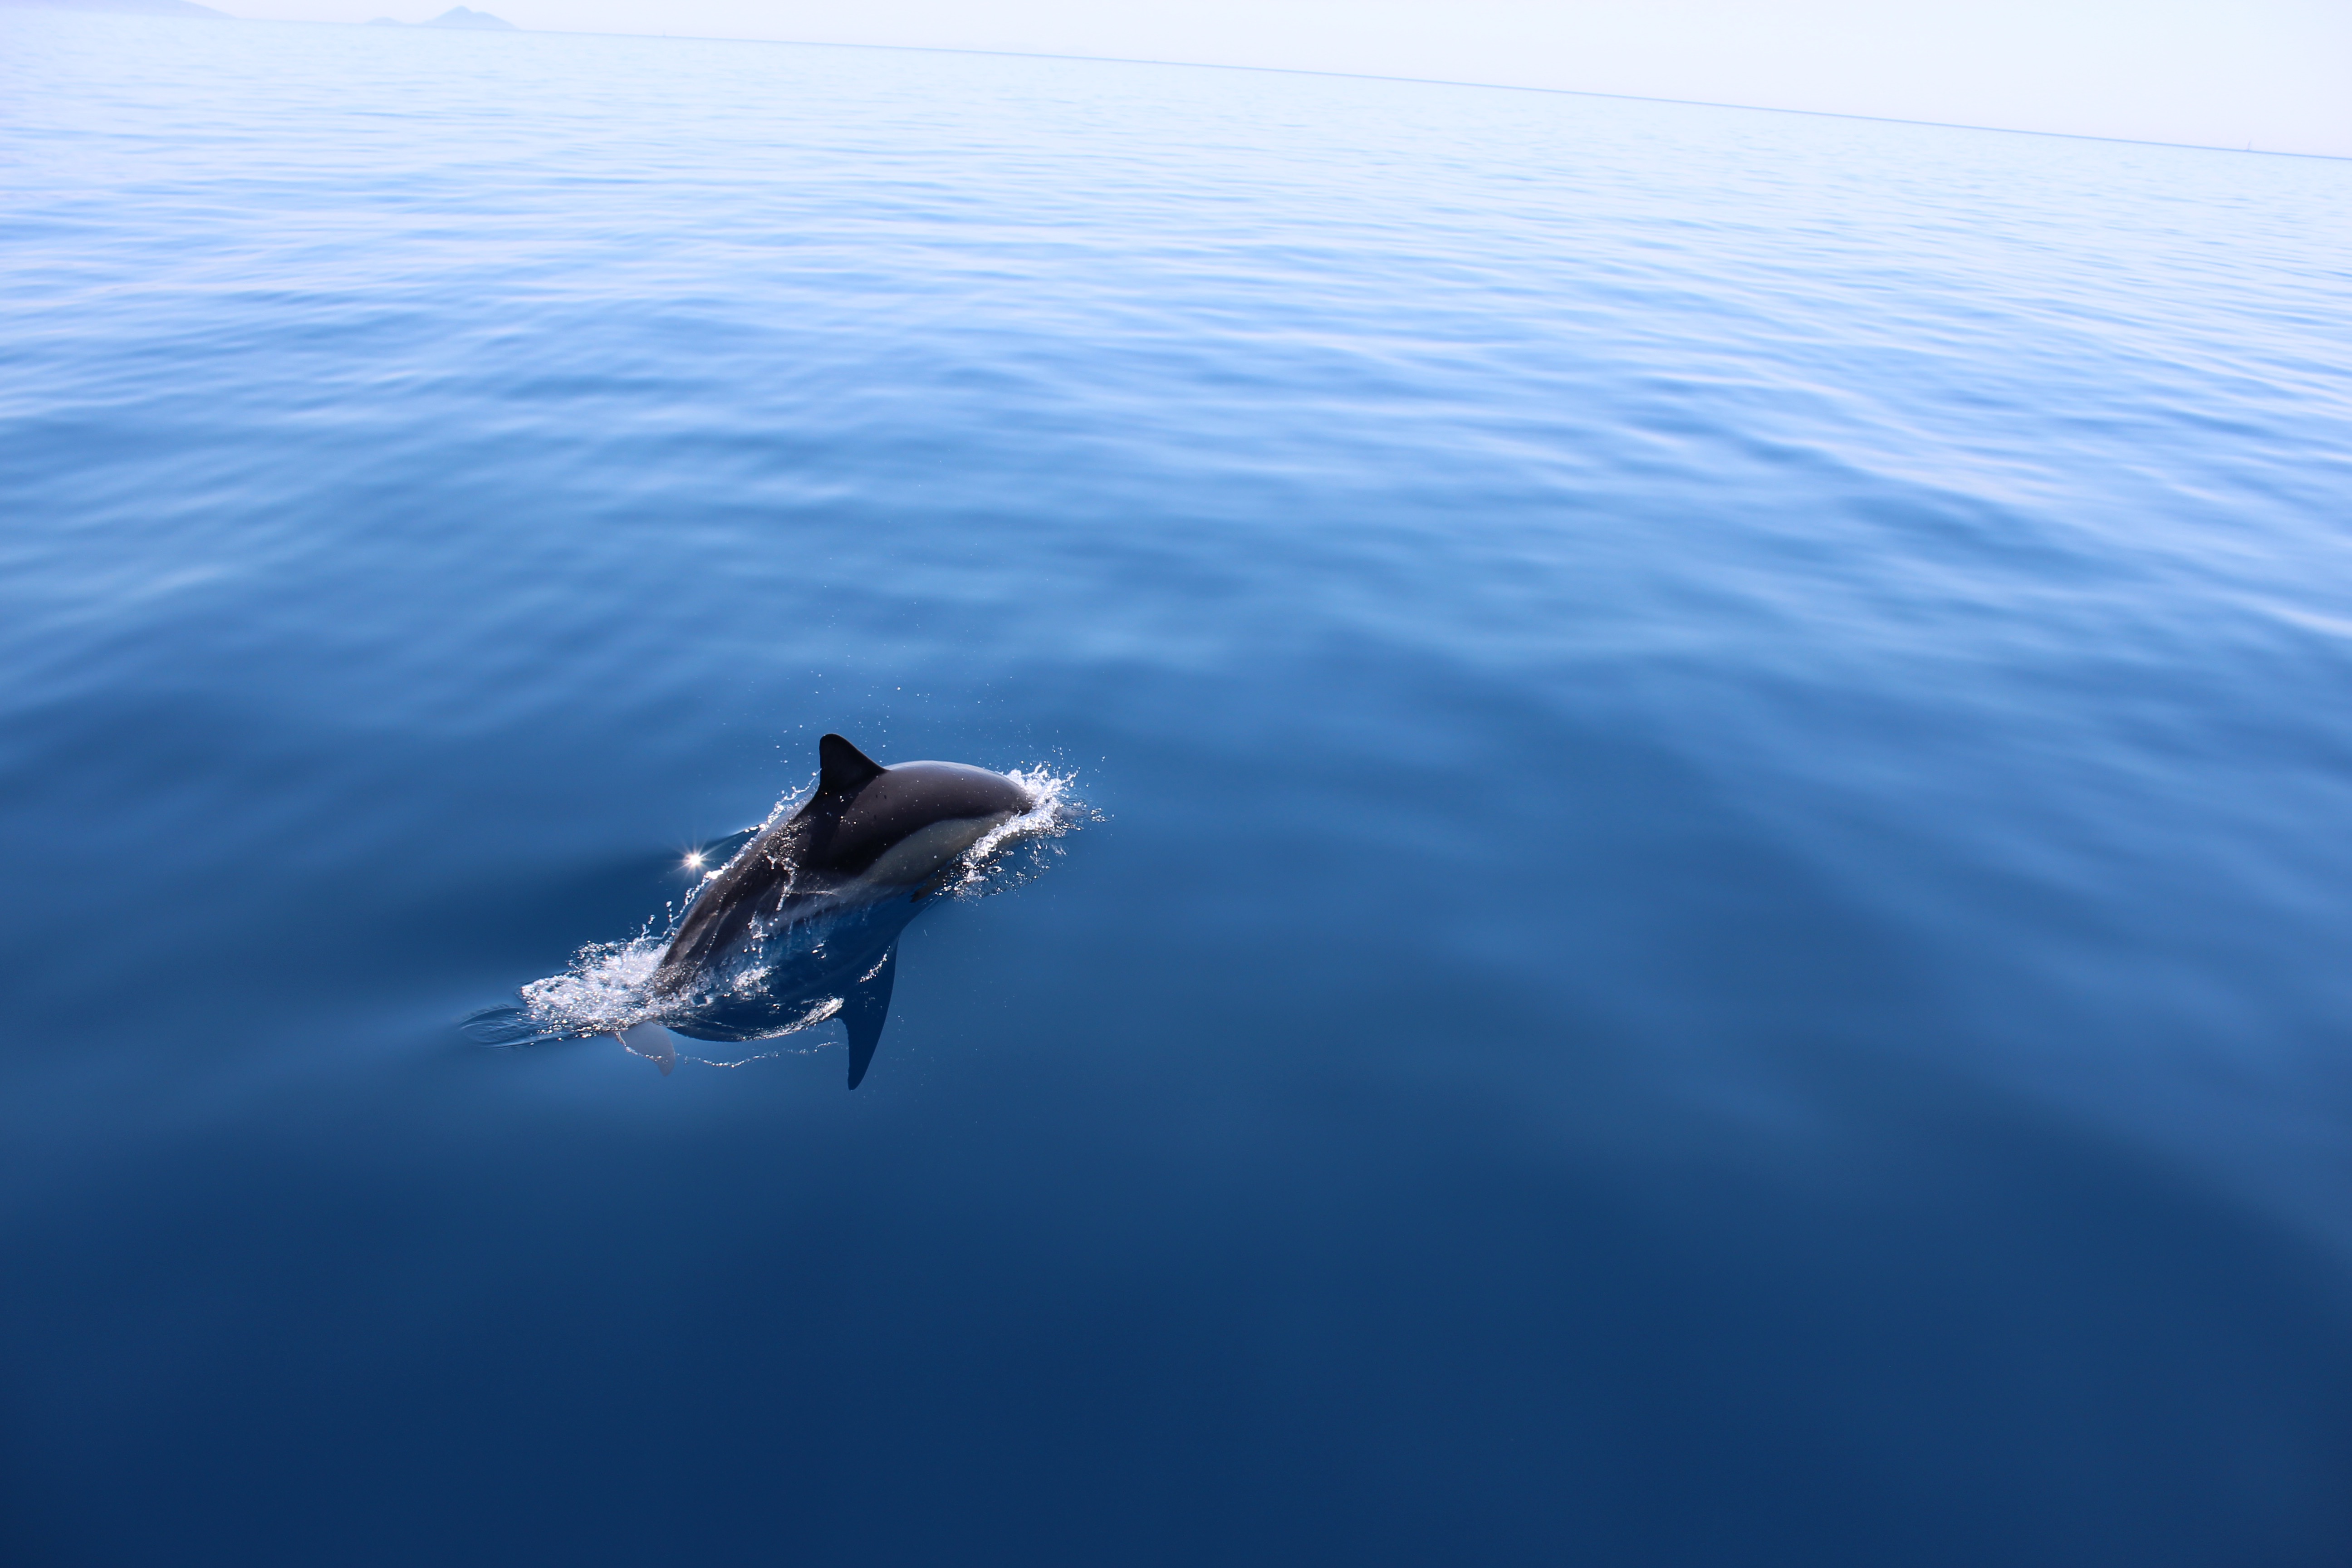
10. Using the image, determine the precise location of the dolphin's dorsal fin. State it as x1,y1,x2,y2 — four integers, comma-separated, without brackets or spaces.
818,733,887,797
842,941,900,1090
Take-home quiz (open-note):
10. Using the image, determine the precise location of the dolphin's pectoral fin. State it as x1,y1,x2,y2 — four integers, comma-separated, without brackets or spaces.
617,1021,676,1076
841,941,900,1090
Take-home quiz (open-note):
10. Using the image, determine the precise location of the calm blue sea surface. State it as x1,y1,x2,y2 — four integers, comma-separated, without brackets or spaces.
5,13,2351,1564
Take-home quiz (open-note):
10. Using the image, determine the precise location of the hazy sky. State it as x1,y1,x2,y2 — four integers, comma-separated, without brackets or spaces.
241,0,2350,158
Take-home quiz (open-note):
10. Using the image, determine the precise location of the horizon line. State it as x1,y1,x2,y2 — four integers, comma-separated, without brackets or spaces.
226,13,2350,162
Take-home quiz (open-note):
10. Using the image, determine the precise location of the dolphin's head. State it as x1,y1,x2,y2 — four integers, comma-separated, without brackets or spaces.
820,745,1034,891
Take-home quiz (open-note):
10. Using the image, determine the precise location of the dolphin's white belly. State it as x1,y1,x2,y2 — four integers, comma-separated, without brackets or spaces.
854,813,1006,891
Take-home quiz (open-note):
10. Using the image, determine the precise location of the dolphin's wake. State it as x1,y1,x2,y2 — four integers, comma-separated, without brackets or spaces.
464,751,1092,1082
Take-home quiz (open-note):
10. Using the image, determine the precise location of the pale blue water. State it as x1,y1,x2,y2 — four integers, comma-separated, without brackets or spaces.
5,13,2352,1564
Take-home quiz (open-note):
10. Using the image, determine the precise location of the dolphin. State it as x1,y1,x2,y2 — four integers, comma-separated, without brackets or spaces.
634,733,1034,1088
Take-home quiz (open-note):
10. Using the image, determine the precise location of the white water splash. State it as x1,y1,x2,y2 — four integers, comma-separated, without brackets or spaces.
510,933,667,1039
944,764,1100,897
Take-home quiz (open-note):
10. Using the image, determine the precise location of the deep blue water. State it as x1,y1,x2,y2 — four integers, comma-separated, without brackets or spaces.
5,12,2352,1564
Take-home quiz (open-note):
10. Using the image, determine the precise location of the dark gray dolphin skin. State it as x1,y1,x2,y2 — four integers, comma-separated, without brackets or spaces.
650,733,1032,1087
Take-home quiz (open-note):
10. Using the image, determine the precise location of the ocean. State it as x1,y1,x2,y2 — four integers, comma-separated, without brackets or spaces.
3,12,2350,1564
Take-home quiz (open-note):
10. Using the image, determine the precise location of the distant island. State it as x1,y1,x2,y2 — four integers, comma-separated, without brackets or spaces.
0,0,230,16
369,5,515,26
